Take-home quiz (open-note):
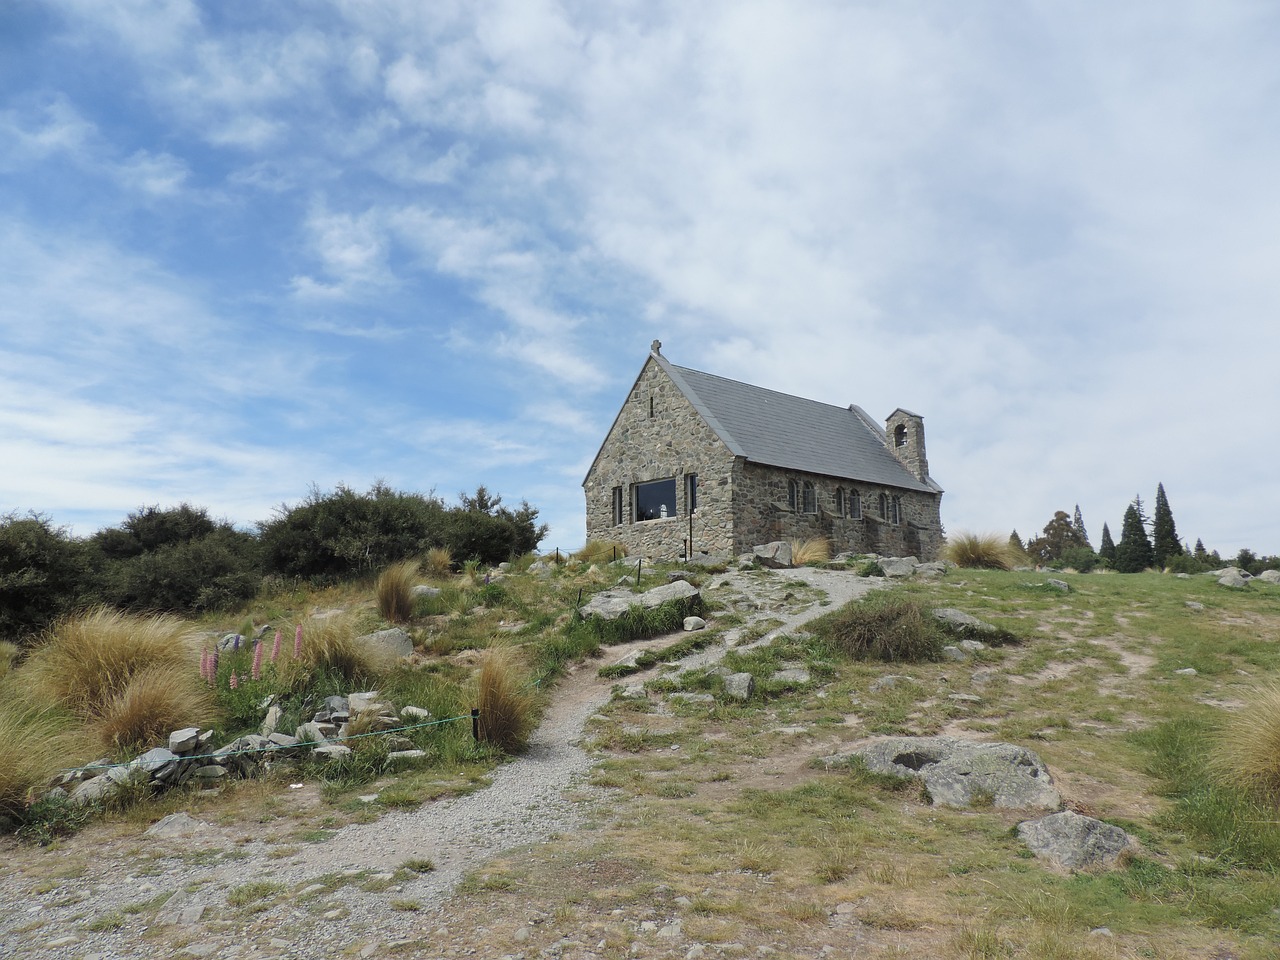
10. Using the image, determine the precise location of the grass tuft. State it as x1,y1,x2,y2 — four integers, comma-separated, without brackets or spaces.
376,560,418,623
474,648,536,753
809,592,944,662
0,705,91,825
574,540,628,564
1210,681,1280,796
281,616,385,690
790,538,831,567
422,546,453,579
22,607,203,718
94,663,217,751
943,532,1014,570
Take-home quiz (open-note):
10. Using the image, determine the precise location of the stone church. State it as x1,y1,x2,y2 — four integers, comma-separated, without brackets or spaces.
583,342,944,561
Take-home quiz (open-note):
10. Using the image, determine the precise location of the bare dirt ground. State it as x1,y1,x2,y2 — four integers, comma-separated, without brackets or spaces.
0,568,883,960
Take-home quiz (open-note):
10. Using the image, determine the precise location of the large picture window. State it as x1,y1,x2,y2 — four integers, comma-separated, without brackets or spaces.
635,478,677,521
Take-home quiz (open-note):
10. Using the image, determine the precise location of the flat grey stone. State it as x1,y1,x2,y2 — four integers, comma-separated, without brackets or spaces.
169,728,201,754
1175,667,1198,676
724,673,755,701
156,888,207,926
260,705,283,737
355,628,414,664
295,722,332,744
870,674,917,692
580,580,700,621
145,812,210,839
932,608,998,634
133,747,179,774
771,667,811,685
1046,578,1070,592
669,693,715,704
879,557,918,578
411,584,441,597
683,616,707,631
70,774,120,805
313,744,352,761
1185,601,1204,611
842,736,1060,810
1017,811,1131,870
752,541,793,569
402,705,433,720
387,749,427,762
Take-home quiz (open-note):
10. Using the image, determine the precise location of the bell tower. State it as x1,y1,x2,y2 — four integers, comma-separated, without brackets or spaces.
885,409,929,483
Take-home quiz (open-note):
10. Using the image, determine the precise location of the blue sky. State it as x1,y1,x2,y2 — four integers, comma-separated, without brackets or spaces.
3,1,1279,557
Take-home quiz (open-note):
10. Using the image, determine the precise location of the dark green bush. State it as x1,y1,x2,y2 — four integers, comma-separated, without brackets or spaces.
97,526,260,614
91,503,218,559
0,512,90,644
1056,546,1099,572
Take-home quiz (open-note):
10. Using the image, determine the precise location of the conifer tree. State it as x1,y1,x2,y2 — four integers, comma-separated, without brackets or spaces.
1151,482,1182,568
1114,500,1154,573
1072,505,1091,548
1009,530,1024,553
1098,523,1117,564
1194,538,1207,561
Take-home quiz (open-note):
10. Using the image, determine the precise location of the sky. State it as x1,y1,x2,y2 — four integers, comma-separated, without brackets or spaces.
2,1,1279,558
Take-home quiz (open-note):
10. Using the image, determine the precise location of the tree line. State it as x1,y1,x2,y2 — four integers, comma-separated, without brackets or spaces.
0,483,547,645
1009,483,1279,575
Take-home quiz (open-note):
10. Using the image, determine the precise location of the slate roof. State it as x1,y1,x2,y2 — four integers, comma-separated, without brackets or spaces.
657,357,940,494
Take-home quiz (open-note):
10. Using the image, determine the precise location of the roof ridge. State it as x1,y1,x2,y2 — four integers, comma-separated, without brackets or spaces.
670,363,861,417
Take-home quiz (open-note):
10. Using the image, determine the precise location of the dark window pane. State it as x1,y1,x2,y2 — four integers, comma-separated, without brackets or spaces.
636,478,677,521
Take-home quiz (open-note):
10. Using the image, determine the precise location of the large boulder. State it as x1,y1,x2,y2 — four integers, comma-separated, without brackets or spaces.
579,580,701,621
1256,570,1280,584
1017,811,1131,871
1218,569,1250,588
878,557,919,578
356,627,414,665
838,736,1060,810
752,541,793,569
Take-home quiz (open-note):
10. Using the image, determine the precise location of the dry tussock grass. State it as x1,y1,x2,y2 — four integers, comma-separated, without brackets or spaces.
376,560,418,623
22,607,202,717
422,547,453,579
0,705,92,821
280,615,385,689
94,663,217,751
789,538,830,566
943,532,1014,570
475,648,536,753
1211,681,1280,795
574,541,628,565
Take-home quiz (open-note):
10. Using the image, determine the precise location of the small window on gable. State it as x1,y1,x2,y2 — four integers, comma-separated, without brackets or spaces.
802,481,817,514
894,424,908,447
849,489,862,519
649,396,655,419
611,485,624,526
787,479,799,512
878,492,889,519
686,473,698,515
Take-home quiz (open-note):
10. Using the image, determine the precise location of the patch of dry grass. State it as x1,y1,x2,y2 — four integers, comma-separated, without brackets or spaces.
1211,680,1280,796
281,615,385,689
22,608,202,717
942,532,1014,570
574,540,628,565
422,547,453,579
376,560,418,623
474,648,536,753
0,704,91,822
789,537,831,566
94,663,217,751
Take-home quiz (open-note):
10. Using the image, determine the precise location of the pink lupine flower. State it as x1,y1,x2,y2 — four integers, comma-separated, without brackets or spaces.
294,623,303,657
229,671,239,690
212,648,220,675
200,649,210,683
270,629,282,664
251,638,264,681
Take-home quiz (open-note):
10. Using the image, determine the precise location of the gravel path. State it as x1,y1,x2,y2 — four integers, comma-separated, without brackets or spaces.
0,568,884,960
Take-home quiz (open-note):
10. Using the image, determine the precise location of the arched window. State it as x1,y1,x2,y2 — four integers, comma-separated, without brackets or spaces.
834,487,844,517
878,492,888,519
894,424,907,447
891,496,903,525
802,481,817,514
848,489,862,520
787,479,799,512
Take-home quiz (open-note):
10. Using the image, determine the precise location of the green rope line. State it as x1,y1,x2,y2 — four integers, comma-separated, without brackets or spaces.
61,712,476,776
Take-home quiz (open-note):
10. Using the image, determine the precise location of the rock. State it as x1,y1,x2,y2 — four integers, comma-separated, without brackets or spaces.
752,541,794,568
169,728,201,754
347,691,381,714
411,585,441,598
355,627,414,665
70,774,121,806
296,721,332,744
724,673,755,701
879,557,919,578
134,747,179,774
1258,570,1280,584
313,744,352,761
616,683,647,700
1017,811,1131,870
942,645,968,662
948,693,982,703
841,736,1060,810
1185,601,1204,611
669,693,715,704
914,561,948,579
1175,667,1198,676
145,812,210,838
771,667,811,685
971,668,997,686
683,616,707,631
871,674,916,692
156,888,207,926
387,750,426,762
191,765,227,781
580,580,701,621
657,920,683,940
402,705,433,720
1218,569,1251,588
932,608,999,635
1046,579,1070,592
260,704,283,737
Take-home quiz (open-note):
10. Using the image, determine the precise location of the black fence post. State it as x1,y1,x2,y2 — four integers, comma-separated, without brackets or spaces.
471,708,480,741
635,558,642,588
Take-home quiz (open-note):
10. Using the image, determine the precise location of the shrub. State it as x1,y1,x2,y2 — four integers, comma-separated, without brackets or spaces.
422,547,453,579
0,512,90,644
97,528,261,614
22,608,203,718
574,540,628,565
790,538,831,567
376,561,418,623
474,648,536,753
810,593,943,662
1210,682,1280,797
0,705,91,826
943,533,1013,570
94,663,217,751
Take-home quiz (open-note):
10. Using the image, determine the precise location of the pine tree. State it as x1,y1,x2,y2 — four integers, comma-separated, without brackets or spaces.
1151,482,1182,568
1098,523,1117,563
1071,505,1091,548
1114,500,1154,573
1194,538,1207,561
1009,530,1024,552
